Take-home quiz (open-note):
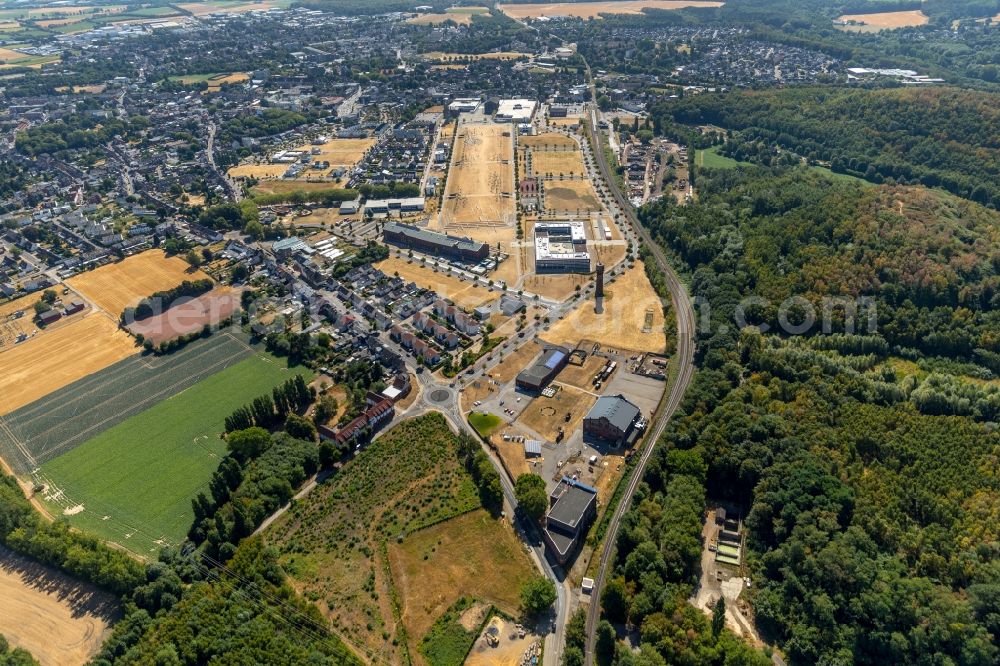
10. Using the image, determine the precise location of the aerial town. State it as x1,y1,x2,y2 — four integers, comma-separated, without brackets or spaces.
2,2,1000,666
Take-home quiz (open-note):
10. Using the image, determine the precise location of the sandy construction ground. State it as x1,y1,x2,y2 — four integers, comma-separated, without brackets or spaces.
67,250,211,316
406,6,488,25
376,257,496,309
519,132,577,149
442,123,516,227
519,384,596,442
499,0,723,20
524,273,590,301
227,163,289,179
421,51,531,62
836,10,928,31
531,149,587,177
542,262,666,353
466,616,539,666
0,548,120,666
544,179,602,213
0,314,136,416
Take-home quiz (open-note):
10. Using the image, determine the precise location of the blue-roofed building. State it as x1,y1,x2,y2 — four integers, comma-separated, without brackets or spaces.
516,344,570,392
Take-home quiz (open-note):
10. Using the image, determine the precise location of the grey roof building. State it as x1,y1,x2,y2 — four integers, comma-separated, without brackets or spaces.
543,479,598,564
516,344,570,392
383,221,488,262
584,394,641,443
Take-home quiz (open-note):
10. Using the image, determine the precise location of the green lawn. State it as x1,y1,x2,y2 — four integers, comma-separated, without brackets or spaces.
40,353,311,555
468,411,501,438
695,145,750,169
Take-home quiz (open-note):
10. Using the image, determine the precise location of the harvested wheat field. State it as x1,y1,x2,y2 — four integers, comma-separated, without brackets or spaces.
0,315,136,416
442,123,516,227
67,250,211,316
531,149,587,177
499,0,723,20
836,10,928,31
227,163,289,179
387,509,535,664
544,179,602,213
542,262,666,352
406,6,488,25
294,137,374,168
376,257,495,309
0,547,120,666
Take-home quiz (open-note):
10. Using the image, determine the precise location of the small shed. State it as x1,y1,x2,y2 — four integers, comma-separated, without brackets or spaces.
524,440,543,458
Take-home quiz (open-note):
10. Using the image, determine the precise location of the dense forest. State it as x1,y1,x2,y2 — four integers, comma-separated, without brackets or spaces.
653,87,1000,208
606,165,1000,665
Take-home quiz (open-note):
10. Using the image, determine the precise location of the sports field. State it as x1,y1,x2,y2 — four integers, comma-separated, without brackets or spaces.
38,352,310,555
498,0,723,19
442,122,516,227
0,330,256,474
67,250,211,316
544,179,602,212
0,315,136,417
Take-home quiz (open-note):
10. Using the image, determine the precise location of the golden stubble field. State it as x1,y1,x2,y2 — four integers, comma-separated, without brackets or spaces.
836,10,928,31
0,548,120,666
441,122,516,227
499,0,724,20
541,261,667,352
66,250,211,316
0,314,136,416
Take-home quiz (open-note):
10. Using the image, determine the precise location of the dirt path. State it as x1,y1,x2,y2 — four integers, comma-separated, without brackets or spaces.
0,547,120,666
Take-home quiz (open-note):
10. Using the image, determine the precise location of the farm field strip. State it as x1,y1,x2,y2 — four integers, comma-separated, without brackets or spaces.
0,315,137,420
38,353,309,554
498,0,724,20
66,250,211,317
835,10,928,31
0,546,120,666
0,330,256,473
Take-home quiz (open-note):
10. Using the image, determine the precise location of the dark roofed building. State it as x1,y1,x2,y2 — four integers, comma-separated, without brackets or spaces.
543,479,598,564
515,344,570,392
383,221,488,262
584,394,641,444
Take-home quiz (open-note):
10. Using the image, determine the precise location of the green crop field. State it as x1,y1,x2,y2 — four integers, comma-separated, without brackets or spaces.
38,353,311,555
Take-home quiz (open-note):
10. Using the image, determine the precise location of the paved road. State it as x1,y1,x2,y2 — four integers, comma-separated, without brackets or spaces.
580,63,698,665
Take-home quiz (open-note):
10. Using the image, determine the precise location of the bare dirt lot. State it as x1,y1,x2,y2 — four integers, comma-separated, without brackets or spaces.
544,180,602,213
420,51,530,62
0,547,120,666
387,509,536,665
523,273,589,300
227,163,289,179
126,288,237,344
836,10,928,31
406,6,488,25
466,616,540,666
67,250,211,316
518,384,596,442
499,0,723,20
0,314,136,416
519,133,577,150
531,149,587,177
442,122,516,227
542,262,667,352
376,256,497,309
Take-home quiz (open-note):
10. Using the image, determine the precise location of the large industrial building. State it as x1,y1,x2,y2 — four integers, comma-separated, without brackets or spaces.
533,221,591,274
543,478,598,564
382,221,489,262
515,344,570,392
584,394,643,445
495,99,538,123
